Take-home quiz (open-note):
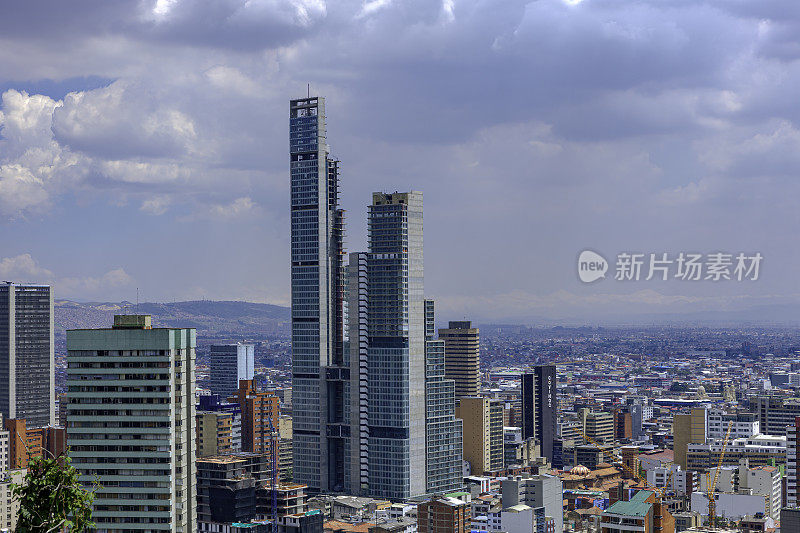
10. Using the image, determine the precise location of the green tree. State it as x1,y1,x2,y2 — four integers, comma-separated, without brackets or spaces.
12,455,96,532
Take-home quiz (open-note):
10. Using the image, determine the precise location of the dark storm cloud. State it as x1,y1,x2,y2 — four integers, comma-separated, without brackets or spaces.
0,0,325,50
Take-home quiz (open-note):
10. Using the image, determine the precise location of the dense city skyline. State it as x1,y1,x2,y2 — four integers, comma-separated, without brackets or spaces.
5,2,800,533
3,1,800,324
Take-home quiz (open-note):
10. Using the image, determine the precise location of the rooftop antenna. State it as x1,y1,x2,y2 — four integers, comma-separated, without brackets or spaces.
307,83,310,98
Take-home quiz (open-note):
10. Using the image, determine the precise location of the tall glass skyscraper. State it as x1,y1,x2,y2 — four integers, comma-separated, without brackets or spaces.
289,97,348,493
208,343,254,400
522,365,557,462
365,192,427,499
0,282,55,428
291,98,460,497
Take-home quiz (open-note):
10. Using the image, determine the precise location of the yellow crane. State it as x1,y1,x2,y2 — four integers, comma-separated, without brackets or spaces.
706,421,733,528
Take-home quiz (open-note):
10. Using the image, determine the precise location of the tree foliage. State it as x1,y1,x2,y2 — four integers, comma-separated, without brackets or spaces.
12,455,96,532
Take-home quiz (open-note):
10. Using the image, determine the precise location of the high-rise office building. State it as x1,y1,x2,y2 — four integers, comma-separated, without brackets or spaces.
756,395,800,436
613,408,633,440
424,300,463,493
289,96,348,493
364,191,426,500
438,321,480,400
673,407,706,469
521,366,556,462
0,282,55,428
578,408,614,444
228,380,279,471
208,343,254,400
456,396,503,476
66,315,196,532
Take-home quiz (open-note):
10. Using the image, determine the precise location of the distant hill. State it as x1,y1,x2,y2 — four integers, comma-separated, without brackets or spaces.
54,299,291,340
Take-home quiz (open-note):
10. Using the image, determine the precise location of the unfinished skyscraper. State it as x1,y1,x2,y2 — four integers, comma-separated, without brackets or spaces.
289,96,348,492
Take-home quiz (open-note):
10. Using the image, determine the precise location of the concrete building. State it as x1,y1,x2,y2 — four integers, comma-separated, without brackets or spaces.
501,474,563,533
647,465,696,498
686,434,785,469
289,96,348,493
578,408,614,444
197,410,241,458
4,419,65,468
456,396,504,476
278,415,293,482
787,415,800,506
500,504,541,533
504,426,540,469
0,420,22,531
438,321,480,401
196,394,242,458
521,366,556,461
229,380,279,467
258,482,310,519
627,399,653,440
690,491,772,522
208,343,254,400
417,496,470,533
672,511,701,532
613,409,632,440
756,395,800,436
196,455,258,528
706,409,759,440
347,251,369,495
0,469,23,531
673,408,706,469
369,516,417,533
276,510,323,532
699,461,782,519
574,445,605,470
601,491,675,533
0,282,55,428
66,314,196,532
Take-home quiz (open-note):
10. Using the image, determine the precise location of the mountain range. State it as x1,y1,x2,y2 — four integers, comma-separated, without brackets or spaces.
54,299,291,341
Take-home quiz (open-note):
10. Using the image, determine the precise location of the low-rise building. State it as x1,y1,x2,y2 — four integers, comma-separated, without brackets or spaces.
698,460,781,519
600,490,675,533
687,435,786,469
501,473,563,533
417,496,470,533
671,511,701,532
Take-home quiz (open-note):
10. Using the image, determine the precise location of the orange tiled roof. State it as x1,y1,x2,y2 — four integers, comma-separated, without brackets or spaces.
323,520,375,532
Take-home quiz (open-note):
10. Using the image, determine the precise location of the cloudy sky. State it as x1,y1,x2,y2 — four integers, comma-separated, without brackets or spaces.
2,0,800,324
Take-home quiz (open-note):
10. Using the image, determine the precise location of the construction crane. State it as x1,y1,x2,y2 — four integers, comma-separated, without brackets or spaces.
706,421,733,529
